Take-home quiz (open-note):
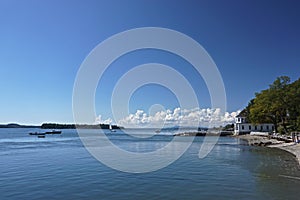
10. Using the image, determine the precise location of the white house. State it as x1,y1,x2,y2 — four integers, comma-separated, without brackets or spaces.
234,116,274,135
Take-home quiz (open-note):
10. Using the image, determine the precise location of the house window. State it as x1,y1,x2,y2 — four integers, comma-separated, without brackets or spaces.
255,126,257,130
242,125,244,130
261,126,263,131
266,125,269,130
272,126,274,131
235,125,238,130
249,125,251,130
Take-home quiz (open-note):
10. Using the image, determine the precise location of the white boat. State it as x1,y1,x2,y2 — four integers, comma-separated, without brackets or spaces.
109,124,116,132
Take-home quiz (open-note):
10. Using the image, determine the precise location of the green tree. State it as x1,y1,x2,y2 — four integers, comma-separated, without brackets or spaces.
239,99,254,119
245,76,300,134
249,76,291,133
249,89,278,131
269,76,290,132
286,78,300,131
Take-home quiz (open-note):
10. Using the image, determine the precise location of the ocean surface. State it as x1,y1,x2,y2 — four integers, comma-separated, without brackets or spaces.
1,128,299,200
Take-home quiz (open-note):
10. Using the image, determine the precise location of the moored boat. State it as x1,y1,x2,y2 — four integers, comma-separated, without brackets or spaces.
29,130,62,136
29,132,46,136
45,130,62,134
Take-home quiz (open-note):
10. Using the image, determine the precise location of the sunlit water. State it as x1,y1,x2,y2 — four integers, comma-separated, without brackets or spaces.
0,128,299,200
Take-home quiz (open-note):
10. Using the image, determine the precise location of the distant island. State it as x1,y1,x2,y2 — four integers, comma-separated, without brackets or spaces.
0,123,39,128
0,123,123,130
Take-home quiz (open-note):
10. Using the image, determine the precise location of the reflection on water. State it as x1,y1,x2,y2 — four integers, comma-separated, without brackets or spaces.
0,128,299,200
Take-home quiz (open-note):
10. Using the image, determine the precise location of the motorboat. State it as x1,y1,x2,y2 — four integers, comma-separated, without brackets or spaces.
45,130,62,134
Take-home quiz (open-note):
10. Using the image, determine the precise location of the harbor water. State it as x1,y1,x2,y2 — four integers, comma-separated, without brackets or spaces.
0,128,299,200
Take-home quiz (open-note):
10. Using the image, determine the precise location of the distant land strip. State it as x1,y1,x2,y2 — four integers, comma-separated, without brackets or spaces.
0,123,123,129
0,123,39,128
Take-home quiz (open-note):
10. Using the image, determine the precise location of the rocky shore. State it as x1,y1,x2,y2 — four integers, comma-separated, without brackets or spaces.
237,134,300,165
237,135,287,146
175,131,300,165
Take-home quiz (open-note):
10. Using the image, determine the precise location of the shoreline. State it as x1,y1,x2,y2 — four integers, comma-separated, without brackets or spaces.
174,131,300,165
237,135,300,166
268,143,300,165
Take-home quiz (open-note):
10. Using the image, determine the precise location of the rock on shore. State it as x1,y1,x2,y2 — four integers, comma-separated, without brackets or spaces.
237,135,284,146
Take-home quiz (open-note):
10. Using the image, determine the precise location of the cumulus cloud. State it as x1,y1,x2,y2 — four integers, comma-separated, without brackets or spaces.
95,115,113,125
118,107,240,128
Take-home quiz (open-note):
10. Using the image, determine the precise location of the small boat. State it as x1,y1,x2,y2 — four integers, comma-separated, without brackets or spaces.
45,130,62,134
29,130,61,136
29,132,46,136
109,124,116,132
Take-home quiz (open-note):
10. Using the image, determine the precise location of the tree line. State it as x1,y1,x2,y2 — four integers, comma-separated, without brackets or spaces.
41,123,122,129
240,76,300,134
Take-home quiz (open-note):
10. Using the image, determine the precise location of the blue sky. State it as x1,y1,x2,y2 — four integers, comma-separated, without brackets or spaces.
0,0,300,125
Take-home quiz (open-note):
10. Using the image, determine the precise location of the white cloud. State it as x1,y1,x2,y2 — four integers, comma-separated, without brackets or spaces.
118,108,240,128
95,115,113,125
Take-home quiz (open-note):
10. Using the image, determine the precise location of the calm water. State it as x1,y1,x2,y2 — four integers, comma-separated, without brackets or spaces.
1,128,299,200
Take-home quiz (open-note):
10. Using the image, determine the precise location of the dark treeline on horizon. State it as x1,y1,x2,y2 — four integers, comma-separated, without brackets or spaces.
0,123,122,129
41,123,122,129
